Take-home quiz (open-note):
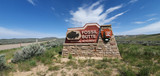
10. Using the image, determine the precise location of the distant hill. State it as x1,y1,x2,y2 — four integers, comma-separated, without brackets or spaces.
1,33,160,45
0,37,65,45
115,33,160,41
115,33,160,45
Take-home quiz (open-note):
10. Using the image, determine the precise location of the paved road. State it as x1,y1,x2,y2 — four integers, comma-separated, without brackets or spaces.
0,42,44,51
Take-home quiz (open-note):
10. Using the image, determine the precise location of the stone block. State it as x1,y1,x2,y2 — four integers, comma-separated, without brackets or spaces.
97,47,102,50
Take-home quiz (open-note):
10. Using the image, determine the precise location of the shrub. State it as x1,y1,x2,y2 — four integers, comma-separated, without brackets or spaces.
45,41,57,49
72,63,78,69
35,46,62,65
156,72,160,76
138,67,150,76
36,71,47,76
61,70,67,76
66,60,76,66
66,60,78,69
73,73,78,76
16,59,37,71
100,69,111,76
150,65,160,74
87,59,95,66
44,40,63,49
68,54,72,59
102,57,108,62
35,47,57,65
119,67,136,76
157,59,160,63
78,60,87,67
0,54,7,71
17,61,31,71
12,44,45,63
95,62,108,69
93,69,101,76
29,60,36,66
48,65,60,71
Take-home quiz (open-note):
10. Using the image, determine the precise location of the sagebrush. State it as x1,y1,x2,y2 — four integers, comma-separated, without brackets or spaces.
0,54,7,71
12,44,46,63
43,40,63,49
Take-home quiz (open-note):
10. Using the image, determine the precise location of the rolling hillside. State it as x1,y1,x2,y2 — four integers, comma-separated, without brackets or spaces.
0,37,64,45
115,33,160,46
115,33,160,41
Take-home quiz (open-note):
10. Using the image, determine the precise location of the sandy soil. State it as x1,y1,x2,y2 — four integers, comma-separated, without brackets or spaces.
10,64,83,76
0,42,44,51
9,58,119,76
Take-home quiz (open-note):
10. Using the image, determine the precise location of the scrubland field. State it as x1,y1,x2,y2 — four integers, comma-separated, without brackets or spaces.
0,34,160,76
0,37,62,45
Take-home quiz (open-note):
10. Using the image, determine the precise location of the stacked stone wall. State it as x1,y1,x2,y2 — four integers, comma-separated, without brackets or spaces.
62,36,121,58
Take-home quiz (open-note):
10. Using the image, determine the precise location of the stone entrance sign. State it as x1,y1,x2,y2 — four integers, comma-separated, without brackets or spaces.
62,23,121,58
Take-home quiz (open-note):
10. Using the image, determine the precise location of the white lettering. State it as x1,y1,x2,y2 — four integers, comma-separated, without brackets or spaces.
82,30,97,35
82,35,96,39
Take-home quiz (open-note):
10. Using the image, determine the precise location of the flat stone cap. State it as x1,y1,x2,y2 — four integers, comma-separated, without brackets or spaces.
100,25,111,27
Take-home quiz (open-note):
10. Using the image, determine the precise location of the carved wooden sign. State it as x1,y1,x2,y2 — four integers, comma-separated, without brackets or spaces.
65,23,100,43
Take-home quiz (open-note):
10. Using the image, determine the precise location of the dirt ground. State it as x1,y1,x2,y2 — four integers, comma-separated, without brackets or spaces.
9,58,119,76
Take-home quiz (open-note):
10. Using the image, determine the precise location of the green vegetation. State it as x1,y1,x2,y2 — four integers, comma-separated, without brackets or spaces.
118,44,160,63
116,34,160,46
0,37,64,45
12,44,46,63
0,38,160,76
48,65,60,71
118,44,160,76
0,54,7,71
0,48,19,60
116,33,160,41
35,46,62,65
0,40,63,76
118,67,136,76
138,67,150,76
68,54,72,59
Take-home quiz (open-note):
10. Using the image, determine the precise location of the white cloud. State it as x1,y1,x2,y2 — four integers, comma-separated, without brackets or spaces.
146,18,156,21
146,13,157,17
134,18,156,24
27,0,36,6
121,21,160,35
69,1,126,26
0,27,61,39
104,12,126,23
134,21,145,24
128,0,138,4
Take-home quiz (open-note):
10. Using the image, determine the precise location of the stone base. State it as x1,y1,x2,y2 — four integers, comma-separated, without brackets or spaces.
62,36,121,58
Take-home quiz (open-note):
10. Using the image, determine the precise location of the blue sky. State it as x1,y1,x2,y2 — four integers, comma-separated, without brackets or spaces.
0,0,160,39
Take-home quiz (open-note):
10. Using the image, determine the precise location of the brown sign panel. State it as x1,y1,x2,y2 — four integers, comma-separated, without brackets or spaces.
65,23,100,43
101,28,113,39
